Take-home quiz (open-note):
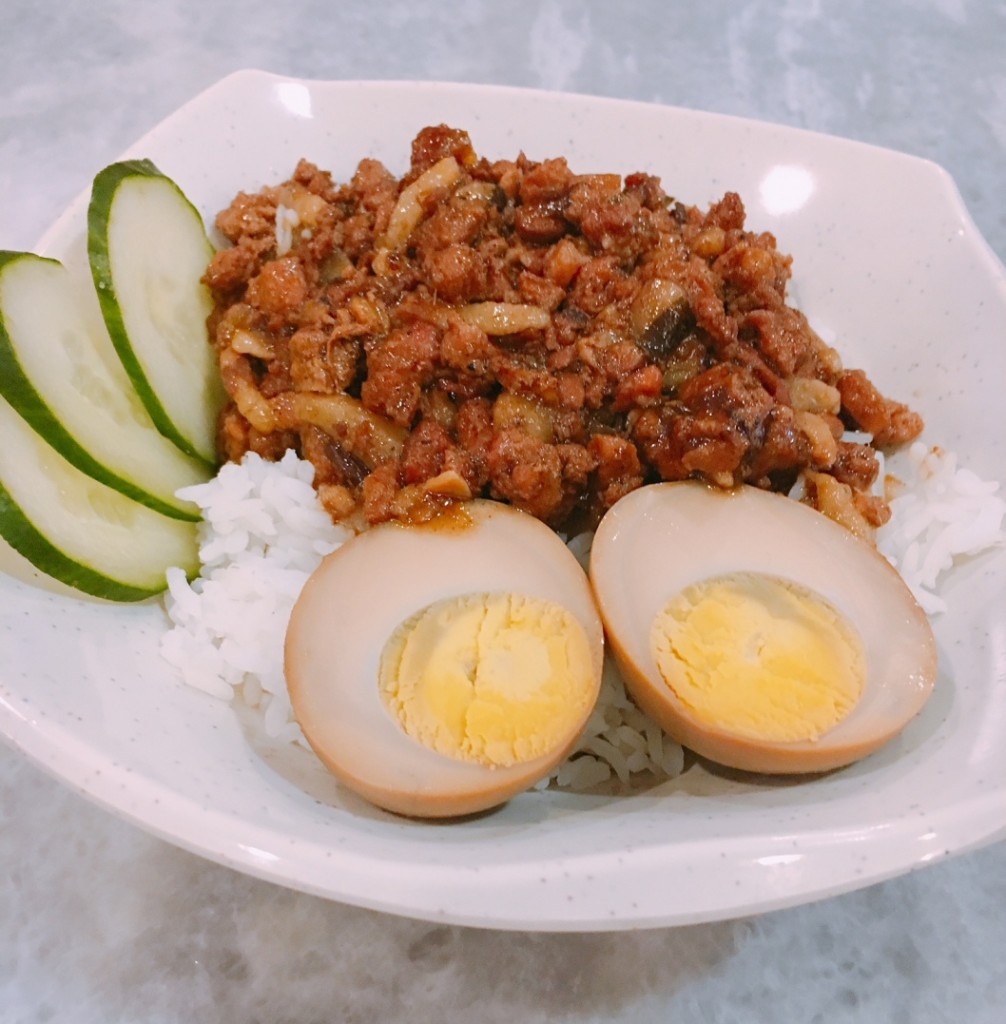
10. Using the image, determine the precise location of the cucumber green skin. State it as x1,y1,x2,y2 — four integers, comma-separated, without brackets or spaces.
87,159,217,468
0,477,168,602
0,250,201,522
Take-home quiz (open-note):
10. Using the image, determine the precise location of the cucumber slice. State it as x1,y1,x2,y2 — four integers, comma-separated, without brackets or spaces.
88,159,223,465
0,250,210,521
0,395,198,601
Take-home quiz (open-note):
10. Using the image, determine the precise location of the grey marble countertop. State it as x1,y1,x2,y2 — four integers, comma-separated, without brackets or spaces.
2,1,1005,1021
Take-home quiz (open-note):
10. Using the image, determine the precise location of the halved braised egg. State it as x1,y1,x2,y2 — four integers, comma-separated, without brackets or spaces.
589,481,937,774
285,500,604,818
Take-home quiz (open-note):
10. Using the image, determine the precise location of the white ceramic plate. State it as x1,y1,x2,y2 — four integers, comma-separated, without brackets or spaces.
2,71,1005,931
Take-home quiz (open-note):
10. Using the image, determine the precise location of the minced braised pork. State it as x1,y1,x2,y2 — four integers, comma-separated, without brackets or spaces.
203,125,923,538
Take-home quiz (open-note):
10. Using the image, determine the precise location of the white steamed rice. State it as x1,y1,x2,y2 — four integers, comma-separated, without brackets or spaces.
160,443,1005,792
877,442,1006,615
160,450,350,745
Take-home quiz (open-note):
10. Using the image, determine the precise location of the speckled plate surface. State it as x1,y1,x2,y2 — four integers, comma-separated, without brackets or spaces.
1,71,1004,930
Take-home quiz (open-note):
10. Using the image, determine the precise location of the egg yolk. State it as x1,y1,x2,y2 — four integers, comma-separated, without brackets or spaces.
379,591,596,767
651,573,865,743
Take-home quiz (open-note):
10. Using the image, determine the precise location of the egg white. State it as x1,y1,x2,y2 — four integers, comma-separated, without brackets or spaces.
589,481,938,774
285,500,604,817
